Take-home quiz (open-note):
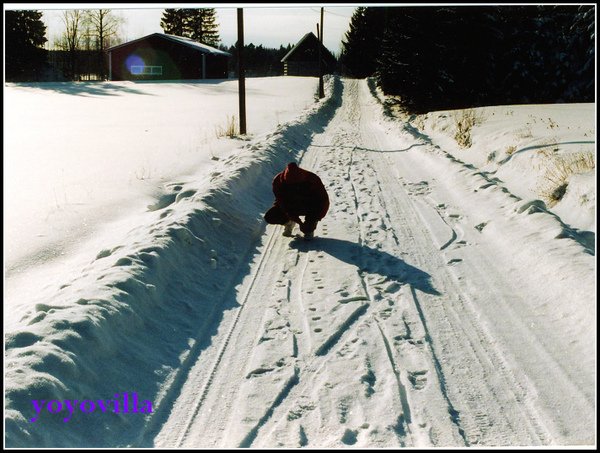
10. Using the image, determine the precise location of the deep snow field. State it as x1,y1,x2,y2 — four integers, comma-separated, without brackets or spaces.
4,75,595,447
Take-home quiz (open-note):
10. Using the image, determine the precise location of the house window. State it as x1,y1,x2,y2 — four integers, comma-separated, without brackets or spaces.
130,65,163,75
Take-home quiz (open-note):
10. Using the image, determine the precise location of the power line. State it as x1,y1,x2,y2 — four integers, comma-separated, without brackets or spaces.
325,10,354,19
310,7,354,19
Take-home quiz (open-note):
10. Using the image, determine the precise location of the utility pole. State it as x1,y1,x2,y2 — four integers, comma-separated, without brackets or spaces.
318,7,324,99
237,8,247,135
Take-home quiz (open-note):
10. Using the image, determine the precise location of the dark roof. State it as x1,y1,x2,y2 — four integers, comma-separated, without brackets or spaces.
281,32,336,64
107,33,231,57
281,33,313,62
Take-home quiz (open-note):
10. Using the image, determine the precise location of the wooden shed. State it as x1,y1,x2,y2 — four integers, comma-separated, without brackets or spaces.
106,33,231,81
281,32,337,77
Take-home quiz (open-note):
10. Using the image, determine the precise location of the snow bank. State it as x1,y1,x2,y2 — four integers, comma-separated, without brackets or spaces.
407,102,596,237
366,80,595,235
4,76,343,448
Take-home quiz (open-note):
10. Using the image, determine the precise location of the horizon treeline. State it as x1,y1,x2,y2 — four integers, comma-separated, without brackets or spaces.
5,8,294,81
341,5,595,113
222,43,293,77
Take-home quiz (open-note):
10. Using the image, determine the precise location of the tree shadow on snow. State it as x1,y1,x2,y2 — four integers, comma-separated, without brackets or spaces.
8,81,155,97
290,237,440,296
498,141,596,165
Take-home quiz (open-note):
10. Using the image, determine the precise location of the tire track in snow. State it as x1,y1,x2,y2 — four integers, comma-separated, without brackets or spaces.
183,87,369,447
341,128,418,444
250,80,427,447
314,302,369,357
237,365,301,448
358,124,503,445
334,89,430,443
173,225,281,447
200,102,351,448
136,220,282,447
169,225,302,448
293,251,314,355
241,83,383,446
355,80,557,445
347,137,467,443
403,286,468,444
374,320,413,446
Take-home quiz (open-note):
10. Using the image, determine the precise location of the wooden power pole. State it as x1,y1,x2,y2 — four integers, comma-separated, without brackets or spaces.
237,8,247,135
318,7,325,99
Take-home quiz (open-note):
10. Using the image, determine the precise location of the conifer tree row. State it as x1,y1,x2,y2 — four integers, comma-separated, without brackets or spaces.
341,5,595,113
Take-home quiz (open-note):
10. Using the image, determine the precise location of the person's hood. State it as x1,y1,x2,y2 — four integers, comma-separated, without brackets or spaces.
283,162,308,184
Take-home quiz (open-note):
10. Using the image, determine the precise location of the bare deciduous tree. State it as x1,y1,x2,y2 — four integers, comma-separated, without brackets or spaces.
53,9,124,80
86,9,124,79
56,10,84,79
90,10,123,50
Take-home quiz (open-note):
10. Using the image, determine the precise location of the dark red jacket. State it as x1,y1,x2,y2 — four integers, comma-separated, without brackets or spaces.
273,163,329,220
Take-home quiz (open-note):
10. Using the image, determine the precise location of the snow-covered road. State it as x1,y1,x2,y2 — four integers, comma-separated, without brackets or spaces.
147,80,595,447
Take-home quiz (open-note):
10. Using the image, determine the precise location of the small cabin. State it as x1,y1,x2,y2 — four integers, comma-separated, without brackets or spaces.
281,32,337,77
106,33,231,81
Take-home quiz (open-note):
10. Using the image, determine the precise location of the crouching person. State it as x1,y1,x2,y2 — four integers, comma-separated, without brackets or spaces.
264,162,329,240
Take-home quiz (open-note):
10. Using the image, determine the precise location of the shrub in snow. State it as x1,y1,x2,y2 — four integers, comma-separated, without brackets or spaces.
538,150,595,206
452,109,486,148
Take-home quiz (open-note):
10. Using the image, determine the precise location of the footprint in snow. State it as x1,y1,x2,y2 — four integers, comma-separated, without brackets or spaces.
341,429,358,445
408,370,428,390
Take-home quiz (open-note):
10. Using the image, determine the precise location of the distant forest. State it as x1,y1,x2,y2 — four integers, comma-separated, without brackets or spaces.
221,43,293,77
341,5,595,113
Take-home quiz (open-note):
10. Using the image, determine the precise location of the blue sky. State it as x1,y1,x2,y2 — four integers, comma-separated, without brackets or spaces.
11,3,356,55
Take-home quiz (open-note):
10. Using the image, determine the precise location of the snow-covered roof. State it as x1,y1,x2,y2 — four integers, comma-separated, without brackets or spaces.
107,32,231,57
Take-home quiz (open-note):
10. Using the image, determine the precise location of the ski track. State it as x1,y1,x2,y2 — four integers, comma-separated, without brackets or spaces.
149,79,594,448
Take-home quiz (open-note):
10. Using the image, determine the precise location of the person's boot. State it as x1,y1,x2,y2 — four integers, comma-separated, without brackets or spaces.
282,221,295,237
300,218,317,240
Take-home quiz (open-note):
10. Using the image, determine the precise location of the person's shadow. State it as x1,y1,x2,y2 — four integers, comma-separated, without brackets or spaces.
290,237,440,296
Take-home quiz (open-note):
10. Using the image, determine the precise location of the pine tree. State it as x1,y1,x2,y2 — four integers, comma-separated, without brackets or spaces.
161,8,220,46
535,5,595,103
376,7,429,110
185,8,220,46
5,10,48,81
564,5,594,101
160,9,187,36
340,7,387,78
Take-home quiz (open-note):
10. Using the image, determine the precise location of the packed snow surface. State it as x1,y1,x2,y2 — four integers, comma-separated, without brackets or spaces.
4,76,596,447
